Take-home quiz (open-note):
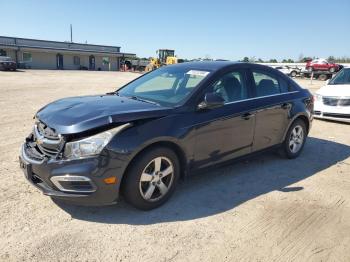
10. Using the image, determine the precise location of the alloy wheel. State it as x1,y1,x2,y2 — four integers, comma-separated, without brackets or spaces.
289,125,304,153
139,156,174,202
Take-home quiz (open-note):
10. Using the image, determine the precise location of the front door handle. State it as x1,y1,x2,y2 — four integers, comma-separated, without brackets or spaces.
241,112,254,120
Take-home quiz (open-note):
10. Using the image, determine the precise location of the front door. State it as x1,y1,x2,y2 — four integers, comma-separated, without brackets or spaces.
56,54,63,69
89,55,95,70
192,69,256,169
249,69,291,151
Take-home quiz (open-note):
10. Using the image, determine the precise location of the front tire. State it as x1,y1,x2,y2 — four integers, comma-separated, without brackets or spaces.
122,147,180,210
282,120,307,159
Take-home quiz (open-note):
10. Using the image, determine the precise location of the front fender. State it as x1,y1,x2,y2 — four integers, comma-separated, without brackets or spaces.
106,114,196,174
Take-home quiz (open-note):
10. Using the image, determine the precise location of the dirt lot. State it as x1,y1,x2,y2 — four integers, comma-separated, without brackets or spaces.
0,70,349,261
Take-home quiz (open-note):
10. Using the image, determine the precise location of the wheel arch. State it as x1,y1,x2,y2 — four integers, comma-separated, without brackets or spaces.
120,140,188,193
295,114,310,134
282,113,311,142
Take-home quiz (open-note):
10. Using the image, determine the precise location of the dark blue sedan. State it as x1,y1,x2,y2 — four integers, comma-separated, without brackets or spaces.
20,62,313,210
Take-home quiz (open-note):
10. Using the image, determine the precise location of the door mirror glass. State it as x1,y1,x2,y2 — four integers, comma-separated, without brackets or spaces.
197,93,225,110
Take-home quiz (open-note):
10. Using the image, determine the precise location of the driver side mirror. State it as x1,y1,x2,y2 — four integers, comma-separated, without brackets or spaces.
197,93,225,110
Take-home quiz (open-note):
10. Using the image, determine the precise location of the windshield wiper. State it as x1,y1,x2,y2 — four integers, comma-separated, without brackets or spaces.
106,92,160,106
106,91,120,95
128,95,160,106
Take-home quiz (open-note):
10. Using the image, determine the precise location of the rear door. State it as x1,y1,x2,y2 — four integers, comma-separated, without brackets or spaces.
249,69,292,151
192,69,256,168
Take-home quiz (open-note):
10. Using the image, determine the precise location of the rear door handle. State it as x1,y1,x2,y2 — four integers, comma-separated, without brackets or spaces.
241,112,255,120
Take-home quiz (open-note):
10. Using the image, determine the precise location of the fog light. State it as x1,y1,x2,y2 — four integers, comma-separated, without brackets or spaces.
50,175,96,193
104,176,117,184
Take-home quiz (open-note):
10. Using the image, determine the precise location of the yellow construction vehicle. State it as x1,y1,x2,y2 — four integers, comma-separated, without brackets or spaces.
145,49,181,71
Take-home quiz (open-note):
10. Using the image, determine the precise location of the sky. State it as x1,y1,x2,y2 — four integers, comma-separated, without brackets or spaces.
1,0,349,61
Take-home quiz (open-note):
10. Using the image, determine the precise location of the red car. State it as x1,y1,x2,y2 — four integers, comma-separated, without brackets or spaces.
305,59,340,73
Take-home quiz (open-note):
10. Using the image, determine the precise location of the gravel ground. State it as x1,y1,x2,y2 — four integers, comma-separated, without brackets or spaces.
0,70,349,261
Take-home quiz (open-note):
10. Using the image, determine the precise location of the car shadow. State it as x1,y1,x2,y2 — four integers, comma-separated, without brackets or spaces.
54,137,350,224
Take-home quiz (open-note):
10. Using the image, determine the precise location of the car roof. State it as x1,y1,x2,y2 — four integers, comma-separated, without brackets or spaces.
167,61,243,71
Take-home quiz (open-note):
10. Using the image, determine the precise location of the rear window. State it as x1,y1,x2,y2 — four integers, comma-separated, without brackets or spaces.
252,70,289,97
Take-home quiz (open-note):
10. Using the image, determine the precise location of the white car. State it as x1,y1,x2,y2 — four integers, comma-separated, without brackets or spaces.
274,66,301,77
314,68,350,123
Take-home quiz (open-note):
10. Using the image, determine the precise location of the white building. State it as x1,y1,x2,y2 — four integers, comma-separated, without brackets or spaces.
0,36,135,71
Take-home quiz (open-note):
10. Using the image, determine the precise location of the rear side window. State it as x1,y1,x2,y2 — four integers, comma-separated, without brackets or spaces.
252,70,289,97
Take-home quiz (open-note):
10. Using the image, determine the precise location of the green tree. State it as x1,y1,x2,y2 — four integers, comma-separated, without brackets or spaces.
302,57,312,62
282,58,294,63
269,59,278,63
327,56,335,62
242,57,249,62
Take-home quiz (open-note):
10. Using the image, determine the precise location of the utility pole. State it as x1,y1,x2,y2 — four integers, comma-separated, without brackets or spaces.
70,24,73,43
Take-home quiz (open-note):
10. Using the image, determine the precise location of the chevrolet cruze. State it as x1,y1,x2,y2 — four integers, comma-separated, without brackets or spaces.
19,62,313,210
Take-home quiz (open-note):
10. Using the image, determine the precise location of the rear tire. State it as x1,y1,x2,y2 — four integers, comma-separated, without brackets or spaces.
318,74,328,81
281,119,307,159
122,147,180,210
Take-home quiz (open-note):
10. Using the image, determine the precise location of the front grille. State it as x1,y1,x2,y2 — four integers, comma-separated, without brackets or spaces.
23,141,45,162
37,122,60,140
322,97,350,107
33,122,64,157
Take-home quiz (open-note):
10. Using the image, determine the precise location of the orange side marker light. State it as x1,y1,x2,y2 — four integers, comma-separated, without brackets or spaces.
104,176,117,184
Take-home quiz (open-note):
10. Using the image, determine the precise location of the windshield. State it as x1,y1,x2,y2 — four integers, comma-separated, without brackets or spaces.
0,56,12,62
329,68,350,85
117,66,211,106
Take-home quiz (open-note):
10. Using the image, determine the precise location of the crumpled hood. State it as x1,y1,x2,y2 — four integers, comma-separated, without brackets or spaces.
36,94,172,134
316,84,350,97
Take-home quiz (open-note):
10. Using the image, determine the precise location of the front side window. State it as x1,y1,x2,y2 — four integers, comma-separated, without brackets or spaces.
329,69,350,85
118,67,211,106
209,71,248,103
23,52,32,62
252,70,288,97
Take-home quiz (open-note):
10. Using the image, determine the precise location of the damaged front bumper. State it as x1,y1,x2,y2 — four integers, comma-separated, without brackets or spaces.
19,142,127,206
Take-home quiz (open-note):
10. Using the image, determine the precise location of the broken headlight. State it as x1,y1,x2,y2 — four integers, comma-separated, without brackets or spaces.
64,123,131,159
